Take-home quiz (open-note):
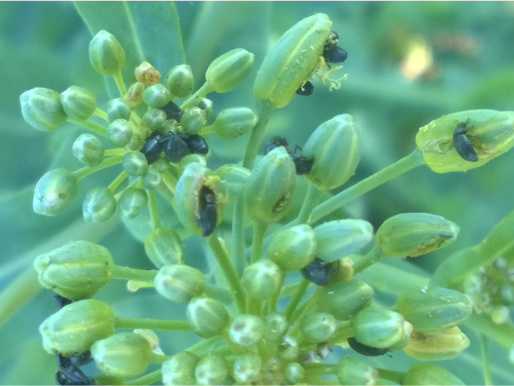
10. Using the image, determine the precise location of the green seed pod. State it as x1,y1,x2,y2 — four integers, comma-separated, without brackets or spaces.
162,351,199,386
317,279,374,320
107,118,134,148
263,311,288,342
186,297,230,338
243,146,296,223
33,168,78,216
135,61,161,86
285,362,304,384
353,306,409,349
39,299,115,355
241,260,282,299
143,83,171,109
303,114,360,190
216,164,250,197
60,86,97,121
195,354,230,385
72,133,105,166
336,355,378,386
82,187,117,223
403,363,465,385
142,167,162,190
124,81,145,108
376,213,459,257
89,30,125,75
211,107,258,139
154,264,206,303
403,326,470,361
267,224,317,271
142,107,167,130
416,109,514,173
205,48,255,93
300,312,336,344
229,314,265,347
253,13,332,108
165,64,194,98
91,332,152,378
181,106,207,135
233,353,262,384
34,240,113,299
314,219,373,263
20,87,67,131
118,186,148,218
396,287,473,332
107,97,131,122
122,151,149,176
144,227,184,268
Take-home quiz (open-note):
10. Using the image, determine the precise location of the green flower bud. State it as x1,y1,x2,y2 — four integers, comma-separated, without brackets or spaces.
253,13,332,108
152,156,171,173
353,306,409,349
195,355,230,385
178,153,207,172
33,168,78,216
82,187,117,223
60,86,96,121
267,224,317,270
186,297,230,338
118,187,148,218
376,213,459,257
162,351,199,386
107,118,134,148
396,287,473,332
216,164,250,197
181,106,207,135
144,227,184,268
89,30,125,75
143,83,171,109
165,64,194,98
317,279,374,320
20,87,67,131
300,312,336,343
285,362,304,384
122,151,149,176
72,133,105,166
39,299,115,355
126,132,144,151
124,81,145,108
243,146,296,223
336,355,378,386
303,114,360,190
263,311,288,342
34,240,113,299
191,98,214,121
154,264,206,303
142,107,167,130
241,260,282,299
403,363,465,385
415,109,514,173
135,61,161,86
211,107,258,139
229,314,265,346
279,336,300,361
314,219,373,263
107,97,131,122
205,48,255,93
142,167,162,190
403,326,470,361
233,353,262,384
91,332,152,378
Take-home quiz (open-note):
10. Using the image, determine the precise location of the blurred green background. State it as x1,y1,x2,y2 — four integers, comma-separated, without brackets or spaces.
1,2,514,384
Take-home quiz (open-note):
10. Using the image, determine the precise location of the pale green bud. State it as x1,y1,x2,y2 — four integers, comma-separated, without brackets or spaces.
89,30,125,75
233,353,262,384
191,98,214,121
165,64,194,98
317,279,374,320
91,332,152,378
142,107,167,130
336,355,378,386
72,133,105,166
34,240,113,299
279,336,300,361
107,118,134,148
403,326,470,361
82,187,117,223
142,167,162,190
303,114,360,190
135,61,161,86
285,362,304,384
20,87,67,131
216,164,250,197
154,264,206,303
403,363,465,385
353,306,409,349
241,260,282,299
60,86,96,121
186,297,230,338
376,212,459,257
122,151,149,176
229,314,265,347
144,227,184,268
205,48,255,93
267,224,317,270
124,81,145,108
39,299,115,355
181,106,207,135
300,312,337,343
162,351,199,386
143,83,171,109
211,107,258,139
195,355,230,385
118,186,148,218
107,97,131,122
33,168,78,216
263,311,288,342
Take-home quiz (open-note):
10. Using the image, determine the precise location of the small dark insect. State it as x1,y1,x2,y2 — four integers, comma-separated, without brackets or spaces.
296,81,314,96
197,186,217,237
347,337,389,357
56,352,95,385
54,294,73,309
264,136,313,175
323,45,348,64
293,155,314,175
453,122,478,162
141,131,210,164
161,101,184,122
164,132,190,163
180,133,209,155
300,258,330,286
140,131,166,164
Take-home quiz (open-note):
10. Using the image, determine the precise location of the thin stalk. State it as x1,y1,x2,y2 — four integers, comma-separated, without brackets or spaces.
93,107,108,122
107,170,128,193
283,278,310,321
478,334,493,386
68,118,108,136
250,222,267,263
72,155,123,180
376,368,406,384
230,198,246,274
110,265,158,282
112,69,127,96
147,189,162,229
115,316,190,331
242,99,275,169
125,369,162,386
296,183,321,224
180,82,213,111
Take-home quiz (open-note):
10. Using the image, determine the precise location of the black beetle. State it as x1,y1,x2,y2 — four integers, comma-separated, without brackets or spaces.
348,337,389,357
140,131,166,164
300,258,330,286
161,101,184,122
323,45,348,64
180,133,209,155
296,81,314,96
164,132,190,163
197,186,217,237
56,352,95,385
453,122,478,162
54,294,73,309
264,136,313,175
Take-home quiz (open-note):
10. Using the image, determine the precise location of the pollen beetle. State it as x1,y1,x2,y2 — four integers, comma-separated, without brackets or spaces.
264,136,313,175
300,258,330,286
161,101,184,122
140,131,166,164
56,352,94,385
296,81,314,96
453,122,478,162
197,186,217,237
348,337,389,357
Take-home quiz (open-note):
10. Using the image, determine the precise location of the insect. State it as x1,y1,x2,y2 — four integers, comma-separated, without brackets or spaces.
296,80,314,96
300,258,330,286
453,122,478,162
322,31,348,65
140,131,209,164
161,100,184,122
197,186,217,237
56,352,95,385
54,294,73,308
347,337,389,357
265,136,313,175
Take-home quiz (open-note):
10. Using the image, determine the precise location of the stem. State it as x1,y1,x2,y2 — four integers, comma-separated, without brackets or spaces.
115,316,190,331
93,107,108,122
250,222,267,263
110,265,158,282
124,369,162,386
72,155,123,180
296,183,320,224
376,368,406,384
351,243,387,274
204,285,233,304
478,334,492,386
465,313,514,350
68,118,109,136
107,170,128,193
186,336,224,355
242,99,275,169
112,69,127,96
147,189,162,229
283,278,310,321
180,82,214,111
231,198,246,274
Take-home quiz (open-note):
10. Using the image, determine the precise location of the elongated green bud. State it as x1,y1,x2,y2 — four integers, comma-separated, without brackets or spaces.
211,107,258,139
20,87,67,131
314,219,373,263
317,279,374,320
216,164,250,197
107,97,131,122
403,326,470,361
300,312,337,343
303,114,360,190
34,240,113,299
233,353,262,384
82,187,117,223
154,264,206,303
267,224,317,270
243,146,296,223
229,314,265,347
162,351,199,386
143,83,171,109
195,355,230,385
39,299,115,355
241,260,282,299
118,187,147,218
33,168,78,216
165,64,194,98
254,13,332,108
416,109,514,173
337,355,378,385
91,332,152,378
186,297,229,338
135,61,161,86
205,48,254,93
376,212,459,257
89,30,125,75
403,363,465,385
144,228,184,268
60,86,97,121
72,133,105,166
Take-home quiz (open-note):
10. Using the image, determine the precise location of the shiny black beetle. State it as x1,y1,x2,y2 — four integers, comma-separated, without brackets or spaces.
197,186,217,237
453,122,478,162
300,258,330,286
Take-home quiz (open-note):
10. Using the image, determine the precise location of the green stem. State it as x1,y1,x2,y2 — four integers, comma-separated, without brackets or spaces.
207,232,246,313
186,336,225,355
107,170,128,193
352,242,387,274
231,198,246,274
115,316,190,331
124,369,162,386
283,278,310,321
104,148,126,157
112,69,127,96
68,118,108,136
250,222,267,263
465,312,514,350
110,265,158,282
296,183,320,224
72,155,123,180
242,99,275,169
204,285,233,304
93,107,108,122
478,334,493,386
376,368,406,384
147,189,162,229
180,82,214,111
